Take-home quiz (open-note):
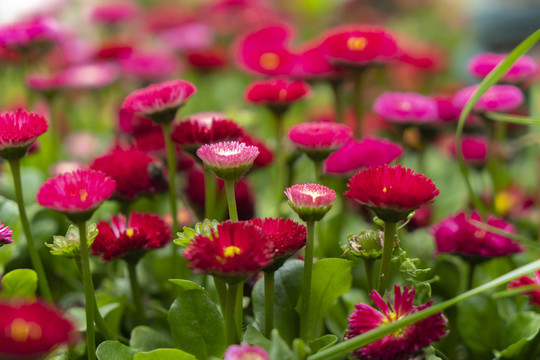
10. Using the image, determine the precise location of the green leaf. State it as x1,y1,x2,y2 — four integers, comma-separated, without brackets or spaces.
485,112,540,125
296,258,352,339
457,294,500,356
134,349,197,360
46,223,99,259
253,260,303,343
292,338,310,360
497,312,540,358
269,329,294,360
309,334,338,354
1,269,37,298
96,340,139,360
469,219,540,249
130,326,173,352
168,289,226,360
243,325,272,352
174,219,219,247
169,279,207,294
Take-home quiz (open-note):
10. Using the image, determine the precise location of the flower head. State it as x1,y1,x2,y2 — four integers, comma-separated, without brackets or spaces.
324,137,402,175
244,78,310,107
224,343,269,360
197,141,259,180
37,170,116,222
345,285,448,360
0,17,60,52
295,38,343,79
285,183,336,222
239,134,273,168
373,92,438,124
0,300,76,359
288,121,352,161
508,271,540,307
345,164,439,222
57,62,120,90
431,211,524,258
0,109,48,160
452,84,524,113
120,50,179,81
450,135,487,167
90,2,138,24
187,47,227,71
468,53,538,83
26,73,65,95
92,212,171,262
183,220,273,278
122,80,196,123
0,222,13,246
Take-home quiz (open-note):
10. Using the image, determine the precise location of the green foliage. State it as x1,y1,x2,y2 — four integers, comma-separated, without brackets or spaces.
96,341,139,360
393,246,439,300
0,268,37,298
134,349,197,360
130,326,173,352
46,223,98,259
174,219,219,247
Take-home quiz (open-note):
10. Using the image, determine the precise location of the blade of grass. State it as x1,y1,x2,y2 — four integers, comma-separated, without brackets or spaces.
485,112,540,125
469,219,540,249
493,284,540,300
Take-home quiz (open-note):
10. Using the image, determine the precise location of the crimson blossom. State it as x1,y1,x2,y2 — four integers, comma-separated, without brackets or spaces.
0,109,48,160
0,221,13,246
288,121,353,161
244,78,310,108
345,285,448,360
345,164,439,222
508,270,540,307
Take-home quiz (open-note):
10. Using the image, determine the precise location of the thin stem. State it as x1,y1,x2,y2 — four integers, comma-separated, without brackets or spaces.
467,262,476,291
235,281,243,340
313,159,322,183
127,261,147,325
161,122,180,277
9,159,52,301
300,221,316,341
77,221,96,360
225,282,240,345
264,271,275,336
363,259,375,292
224,179,238,221
330,80,345,123
273,111,286,214
377,221,397,295
214,276,228,315
204,167,217,220
353,69,367,138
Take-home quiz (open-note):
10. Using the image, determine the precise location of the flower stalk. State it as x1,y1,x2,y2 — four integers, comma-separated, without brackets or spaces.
377,221,397,294
300,220,315,341
77,221,96,360
264,271,275,336
127,261,147,325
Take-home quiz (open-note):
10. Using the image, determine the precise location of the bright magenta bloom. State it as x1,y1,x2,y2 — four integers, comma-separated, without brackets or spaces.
57,62,120,90
224,343,269,360
373,92,438,124
295,38,343,79
433,95,461,122
122,80,196,123
239,134,273,168
288,121,352,160
90,2,138,24
0,109,48,160
90,148,165,200
36,170,116,220
197,141,259,180
0,221,13,246
120,50,179,81
285,183,336,221
508,270,540,307
345,164,439,222
468,53,538,82
452,84,524,112
250,217,306,261
26,73,65,94
92,212,171,262
431,211,524,258
324,137,402,175
450,135,487,167
0,300,76,359
346,285,448,360
245,78,310,105
183,220,273,277
0,17,60,51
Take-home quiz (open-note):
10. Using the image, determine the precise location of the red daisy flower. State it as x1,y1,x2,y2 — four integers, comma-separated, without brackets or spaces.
244,78,311,106
122,80,196,123
224,343,269,360
118,107,160,136
0,221,13,246
183,220,273,277
431,211,524,258
187,47,227,71
508,270,540,307
295,38,343,79
288,121,352,161
36,170,116,221
239,134,273,168
0,300,76,359
285,183,336,222
0,109,48,160
196,141,259,180
345,164,439,222
92,212,171,262
346,285,448,360
250,217,306,262
90,148,166,200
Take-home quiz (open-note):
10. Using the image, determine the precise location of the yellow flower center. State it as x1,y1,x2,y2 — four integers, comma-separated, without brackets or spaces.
259,53,280,70
7,318,42,342
224,246,242,257
494,192,514,216
80,189,88,202
381,312,404,336
347,37,368,51
126,228,134,237
382,186,392,193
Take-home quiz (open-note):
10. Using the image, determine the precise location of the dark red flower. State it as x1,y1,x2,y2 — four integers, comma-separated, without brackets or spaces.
431,211,524,258
118,108,160,136
183,220,273,277
0,300,76,359
133,129,195,171
239,134,273,168
0,109,48,160
94,40,133,61
92,212,171,262
346,285,448,360
345,164,439,222
187,47,227,71
508,270,540,307
250,217,306,261
245,78,310,106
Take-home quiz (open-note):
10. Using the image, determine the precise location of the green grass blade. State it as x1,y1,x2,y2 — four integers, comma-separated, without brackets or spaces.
486,112,540,125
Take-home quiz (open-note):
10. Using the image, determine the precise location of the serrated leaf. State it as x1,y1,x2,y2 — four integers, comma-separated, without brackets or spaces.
174,219,219,247
46,223,98,259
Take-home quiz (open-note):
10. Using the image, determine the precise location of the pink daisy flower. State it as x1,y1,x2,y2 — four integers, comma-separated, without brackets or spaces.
449,135,488,167
224,343,269,360
0,222,13,246
90,2,138,24
0,17,61,52
452,84,524,113
120,50,179,81
36,170,116,222
468,53,538,83
508,270,540,307
295,38,343,79
345,164,439,222
26,73,65,95
346,285,448,360
196,141,259,180
244,78,311,106
0,109,48,160
57,62,120,90
285,183,336,221
373,92,438,124
433,95,461,122
288,121,353,160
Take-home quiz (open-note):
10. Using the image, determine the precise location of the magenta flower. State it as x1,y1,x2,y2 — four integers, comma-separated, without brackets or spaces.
120,50,179,81
450,135,488,167
288,121,353,160
158,22,214,53
508,271,540,307
285,183,336,221
118,108,160,136
433,95,461,122
250,217,307,263
346,285,448,360
36,170,116,221
245,78,310,106
57,62,120,90
295,38,343,79
468,53,538,83
197,141,259,180
26,73,65,95
373,92,438,124
0,17,61,52
224,343,269,360
324,137,402,175
0,222,13,246
90,2,138,24
0,109,48,160
452,84,524,113
431,211,524,258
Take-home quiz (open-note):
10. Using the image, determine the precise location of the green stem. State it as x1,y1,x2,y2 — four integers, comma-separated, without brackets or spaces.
363,259,375,292
224,179,238,221
313,159,322,183
214,276,228,315
235,281,243,340
330,80,345,123
225,282,240,345
353,69,367,138
377,222,397,295
204,167,217,220
264,271,275,336
273,111,286,214
127,261,147,325
467,262,476,291
161,123,180,277
9,159,52,301
77,221,96,360
300,221,316,341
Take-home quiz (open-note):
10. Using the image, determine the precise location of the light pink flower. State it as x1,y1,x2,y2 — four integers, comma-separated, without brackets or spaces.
288,121,352,153
224,343,269,360
197,141,259,180
373,92,438,124
452,85,524,112
468,53,538,82
285,183,336,209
